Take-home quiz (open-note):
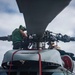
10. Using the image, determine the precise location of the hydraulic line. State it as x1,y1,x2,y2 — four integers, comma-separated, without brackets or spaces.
38,49,42,75
8,50,19,75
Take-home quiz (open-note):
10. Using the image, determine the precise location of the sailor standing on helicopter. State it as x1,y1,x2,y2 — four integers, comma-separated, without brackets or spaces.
12,25,28,49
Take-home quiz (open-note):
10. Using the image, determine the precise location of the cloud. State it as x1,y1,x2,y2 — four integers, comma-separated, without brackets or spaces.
0,0,19,13
69,0,75,8
0,13,26,36
46,2,75,36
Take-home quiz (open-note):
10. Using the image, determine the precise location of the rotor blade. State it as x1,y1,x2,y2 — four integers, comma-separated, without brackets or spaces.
0,36,8,41
0,35,12,41
16,0,71,37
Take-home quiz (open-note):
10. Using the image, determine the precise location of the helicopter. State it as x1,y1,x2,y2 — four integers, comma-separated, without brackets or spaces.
0,0,75,75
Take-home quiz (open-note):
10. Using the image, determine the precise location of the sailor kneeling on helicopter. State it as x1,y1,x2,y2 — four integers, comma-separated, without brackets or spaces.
12,25,28,50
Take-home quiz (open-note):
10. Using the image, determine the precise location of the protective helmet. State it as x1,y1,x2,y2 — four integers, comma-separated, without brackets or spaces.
19,25,26,31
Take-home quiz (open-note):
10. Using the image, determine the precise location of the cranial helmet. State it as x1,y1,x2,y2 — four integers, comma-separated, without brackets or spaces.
19,25,26,31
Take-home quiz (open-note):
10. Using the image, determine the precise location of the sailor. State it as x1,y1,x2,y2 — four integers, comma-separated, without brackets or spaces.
12,25,28,49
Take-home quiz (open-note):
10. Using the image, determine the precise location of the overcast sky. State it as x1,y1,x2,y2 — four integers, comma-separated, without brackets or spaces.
0,0,75,72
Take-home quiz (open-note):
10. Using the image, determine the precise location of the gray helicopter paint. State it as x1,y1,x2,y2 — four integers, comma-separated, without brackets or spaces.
2,49,63,66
